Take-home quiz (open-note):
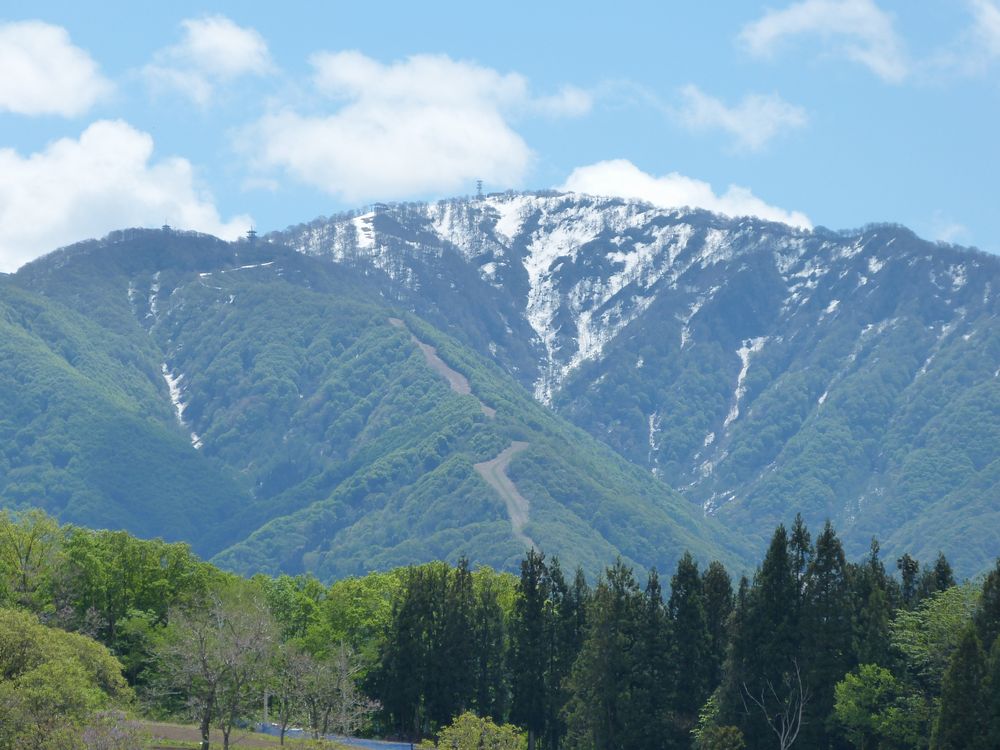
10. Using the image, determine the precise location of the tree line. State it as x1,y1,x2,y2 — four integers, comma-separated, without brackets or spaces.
2,509,999,749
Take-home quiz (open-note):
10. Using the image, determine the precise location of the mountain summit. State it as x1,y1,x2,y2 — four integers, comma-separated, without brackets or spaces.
1,192,996,577
276,192,1000,574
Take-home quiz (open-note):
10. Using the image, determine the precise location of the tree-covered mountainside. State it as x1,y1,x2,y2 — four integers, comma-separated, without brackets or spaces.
277,193,1000,575
3,228,748,579
3,191,998,578
0,274,248,554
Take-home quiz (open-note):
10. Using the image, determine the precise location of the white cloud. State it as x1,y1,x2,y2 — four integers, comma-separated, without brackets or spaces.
559,159,812,229
244,52,585,202
971,0,1000,57
739,0,907,83
143,15,272,105
922,1,1000,76
0,21,113,117
954,0,1000,72
0,120,251,272
676,85,807,151
531,85,594,118
929,211,971,244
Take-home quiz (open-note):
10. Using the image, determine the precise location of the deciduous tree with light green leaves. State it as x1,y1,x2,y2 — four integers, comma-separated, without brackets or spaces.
0,608,132,750
434,711,525,750
834,663,925,749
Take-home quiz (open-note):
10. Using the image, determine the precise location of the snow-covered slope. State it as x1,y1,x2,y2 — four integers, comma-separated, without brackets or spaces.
278,192,1000,574
285,193,814,400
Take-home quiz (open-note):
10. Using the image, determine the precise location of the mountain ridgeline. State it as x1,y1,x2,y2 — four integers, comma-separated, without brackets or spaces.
1,191,997,577
278,193,1000,574
2,224,747,579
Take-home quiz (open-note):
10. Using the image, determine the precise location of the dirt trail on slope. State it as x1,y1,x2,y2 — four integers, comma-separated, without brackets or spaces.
474,441,536,551
390,317,531,549
389,318,496,417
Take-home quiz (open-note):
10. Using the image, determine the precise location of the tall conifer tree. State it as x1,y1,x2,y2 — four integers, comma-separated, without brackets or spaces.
984,636,1000,749
630,569,673,750
933,625,987,750
974,558,1000,649
669,552,712,738
722,526,800,748
703,560,734,688
511,550,550,750
563,561,641,750
801,521,852,748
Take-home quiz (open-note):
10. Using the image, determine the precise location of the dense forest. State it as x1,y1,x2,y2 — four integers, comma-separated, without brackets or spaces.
1,509,998,749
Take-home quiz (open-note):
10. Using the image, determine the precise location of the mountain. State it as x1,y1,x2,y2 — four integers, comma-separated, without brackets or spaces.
275,192,1000,575
3,191,997,578
2,227,749,579
0,272,248,552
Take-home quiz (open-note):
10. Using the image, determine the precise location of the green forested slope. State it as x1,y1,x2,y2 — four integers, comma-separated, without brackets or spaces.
3,230,748,578
0,277,248,554
280,196,1000,576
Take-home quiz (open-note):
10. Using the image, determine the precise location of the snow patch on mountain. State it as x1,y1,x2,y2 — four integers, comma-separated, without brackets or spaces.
352,212,375,250
724,337,768,428
488,193,534,241
161,364,202,449
147,272,161,320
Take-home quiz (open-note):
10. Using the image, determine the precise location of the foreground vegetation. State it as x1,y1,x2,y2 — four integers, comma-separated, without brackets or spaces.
1,509,998,749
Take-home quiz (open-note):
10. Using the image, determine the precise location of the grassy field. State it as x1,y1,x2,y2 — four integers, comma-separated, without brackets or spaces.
139,721,349,749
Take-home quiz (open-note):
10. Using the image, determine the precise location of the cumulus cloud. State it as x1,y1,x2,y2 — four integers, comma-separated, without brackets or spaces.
143,15,272,105
0,21,113,116
559,159,812,229
739,0,907,83
676,85,807,151
0,120,251,272
243,51,588,202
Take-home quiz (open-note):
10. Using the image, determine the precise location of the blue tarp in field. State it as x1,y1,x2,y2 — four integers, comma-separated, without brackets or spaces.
256,723,413,750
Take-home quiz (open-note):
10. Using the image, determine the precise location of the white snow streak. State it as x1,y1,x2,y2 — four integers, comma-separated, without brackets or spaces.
724,336,767,428
161,364,202,449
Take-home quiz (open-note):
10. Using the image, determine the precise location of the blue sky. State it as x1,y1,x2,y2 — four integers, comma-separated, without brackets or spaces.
0,0,998,270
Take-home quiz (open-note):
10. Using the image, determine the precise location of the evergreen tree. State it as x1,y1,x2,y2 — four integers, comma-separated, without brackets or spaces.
430,559,475,724
897,553,920,609
918,553,956,602
421,565,454,729
789,514,812,589
703,561,734,688
721,526,800,748
629,569,673,750
541,559,587,750
563,561,641,750
984,635,1000,749
511,550,551,750
669,552,712,740
800,521,853,748
973,558,1000,649
932,625,986,750
849,539,893,666
371,569,429,738
472,574,507,721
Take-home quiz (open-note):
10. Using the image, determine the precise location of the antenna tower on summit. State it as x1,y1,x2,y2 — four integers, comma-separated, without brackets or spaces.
476,179,483,199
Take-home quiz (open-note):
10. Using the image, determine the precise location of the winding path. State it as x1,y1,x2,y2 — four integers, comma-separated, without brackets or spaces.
474,441,536,551
390,317,532,549
389,318,496,417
